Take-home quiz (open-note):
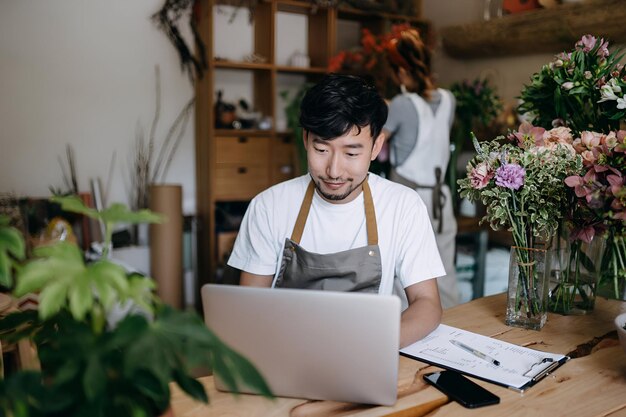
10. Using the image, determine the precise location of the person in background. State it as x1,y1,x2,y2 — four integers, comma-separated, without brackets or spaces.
382,28,460,308
228,74,444,347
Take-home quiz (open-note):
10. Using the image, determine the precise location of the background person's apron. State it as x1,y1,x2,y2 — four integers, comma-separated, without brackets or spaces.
273,179,382,292
390,90,459,308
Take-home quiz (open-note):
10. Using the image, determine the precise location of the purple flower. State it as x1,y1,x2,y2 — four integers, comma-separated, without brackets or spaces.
495,163,525,190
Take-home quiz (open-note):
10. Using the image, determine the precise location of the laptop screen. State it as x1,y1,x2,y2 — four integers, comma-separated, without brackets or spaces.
201,284,400,405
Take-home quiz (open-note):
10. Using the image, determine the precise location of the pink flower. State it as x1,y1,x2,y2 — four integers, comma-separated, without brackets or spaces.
598,39,610,58
581,131,602,148
469,162,494,189
580,149,597,165
565,175,586,197
570,226,596,243
603,131,618,148
607,173,624,196
546,126,573,144
509,122,546,148
576,35,597,53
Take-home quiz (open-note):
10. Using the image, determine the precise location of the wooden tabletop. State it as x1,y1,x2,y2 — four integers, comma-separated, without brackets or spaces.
170,293,626,417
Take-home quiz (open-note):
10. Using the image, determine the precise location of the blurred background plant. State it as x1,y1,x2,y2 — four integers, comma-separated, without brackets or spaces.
328,23,415,98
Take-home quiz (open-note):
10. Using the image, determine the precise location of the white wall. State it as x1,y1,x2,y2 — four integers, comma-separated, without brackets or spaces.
0,0,195,213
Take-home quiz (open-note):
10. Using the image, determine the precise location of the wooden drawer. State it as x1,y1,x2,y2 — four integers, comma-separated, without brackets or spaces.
272,137,296,184
216,136,270,164
214,163,270,200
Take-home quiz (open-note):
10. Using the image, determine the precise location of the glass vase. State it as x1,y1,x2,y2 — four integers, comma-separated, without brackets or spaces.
597,233,626,301
506,246,550,330
549,236,605,315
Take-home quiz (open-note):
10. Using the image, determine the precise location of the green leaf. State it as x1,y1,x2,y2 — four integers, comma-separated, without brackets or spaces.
132,369,169,402
69,273,94,321
0,250,12,288
0,227,25,260
100,203,164,225
105,314,149,351
172,369,208,403
89,261,129,295
51,195,100,219
90,272,116,310
14,260,55,296
38,280,70,319
83,354,107,401
33,241,84,265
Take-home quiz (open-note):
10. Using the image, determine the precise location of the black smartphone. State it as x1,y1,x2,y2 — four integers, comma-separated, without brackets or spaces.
423,370,500,408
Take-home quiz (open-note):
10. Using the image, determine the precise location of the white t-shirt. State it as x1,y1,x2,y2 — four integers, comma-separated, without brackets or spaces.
227,173,445,301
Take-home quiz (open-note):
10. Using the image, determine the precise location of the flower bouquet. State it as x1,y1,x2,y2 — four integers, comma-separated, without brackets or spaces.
458,123,581,329
518,35,623,136
563,130,626,301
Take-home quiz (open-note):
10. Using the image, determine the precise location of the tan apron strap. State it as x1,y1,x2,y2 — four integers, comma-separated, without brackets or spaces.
291,181,316,244
362,179,378,246
291,178,378,245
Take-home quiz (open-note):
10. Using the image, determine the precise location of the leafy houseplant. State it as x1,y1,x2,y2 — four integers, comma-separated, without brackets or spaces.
0,196,271,416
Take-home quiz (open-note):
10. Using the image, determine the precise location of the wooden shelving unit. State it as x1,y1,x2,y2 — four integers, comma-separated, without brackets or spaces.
440,0,626,59
194,0,426,294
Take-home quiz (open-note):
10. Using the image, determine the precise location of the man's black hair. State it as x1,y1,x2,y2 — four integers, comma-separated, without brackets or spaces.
299,73,388,141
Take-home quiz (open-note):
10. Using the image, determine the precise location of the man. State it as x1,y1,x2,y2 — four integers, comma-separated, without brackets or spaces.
227,74,443,348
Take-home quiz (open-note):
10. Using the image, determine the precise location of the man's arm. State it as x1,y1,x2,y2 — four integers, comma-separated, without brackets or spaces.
240,271,273,287
400,278,442,348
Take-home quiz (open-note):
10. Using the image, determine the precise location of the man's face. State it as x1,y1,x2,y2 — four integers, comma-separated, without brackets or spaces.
304,126,384,204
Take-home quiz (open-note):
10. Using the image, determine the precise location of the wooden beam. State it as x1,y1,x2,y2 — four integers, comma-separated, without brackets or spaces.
441,0,626,59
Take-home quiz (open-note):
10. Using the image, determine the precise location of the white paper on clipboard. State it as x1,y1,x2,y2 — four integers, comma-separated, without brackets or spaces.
400,324,569,391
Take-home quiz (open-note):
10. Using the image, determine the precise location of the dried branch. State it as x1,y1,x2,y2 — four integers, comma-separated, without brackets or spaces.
152,0,208,83
127,65,194,211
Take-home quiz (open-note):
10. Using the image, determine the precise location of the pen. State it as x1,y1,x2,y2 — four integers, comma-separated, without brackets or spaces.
450,339,501,367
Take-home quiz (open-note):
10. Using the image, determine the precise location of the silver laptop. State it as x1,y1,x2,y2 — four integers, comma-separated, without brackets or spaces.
201,284,400,406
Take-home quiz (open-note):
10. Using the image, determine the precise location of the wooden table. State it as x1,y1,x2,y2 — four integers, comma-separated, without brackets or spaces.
170,294,626,417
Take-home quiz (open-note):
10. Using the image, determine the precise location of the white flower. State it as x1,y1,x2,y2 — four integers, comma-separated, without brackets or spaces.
562,82,574,90
598,78,623,103
617,96,626,110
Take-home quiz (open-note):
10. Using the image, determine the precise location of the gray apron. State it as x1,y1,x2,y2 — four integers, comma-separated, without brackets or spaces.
274,178,382,293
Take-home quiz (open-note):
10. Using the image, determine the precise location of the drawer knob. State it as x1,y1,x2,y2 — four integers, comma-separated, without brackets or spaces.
238,137,248,143
237,167,248,174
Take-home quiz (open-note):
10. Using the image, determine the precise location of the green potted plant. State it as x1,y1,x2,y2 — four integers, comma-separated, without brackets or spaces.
0,196,271,416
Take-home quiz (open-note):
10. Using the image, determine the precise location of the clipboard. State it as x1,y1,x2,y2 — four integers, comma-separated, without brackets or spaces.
400,324,569,392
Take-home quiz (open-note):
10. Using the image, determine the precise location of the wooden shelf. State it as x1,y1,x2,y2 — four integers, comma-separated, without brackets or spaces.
275,65,327,74
214,129,274,137
440,0,626,59
213,60,274,70
337,6,425,23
